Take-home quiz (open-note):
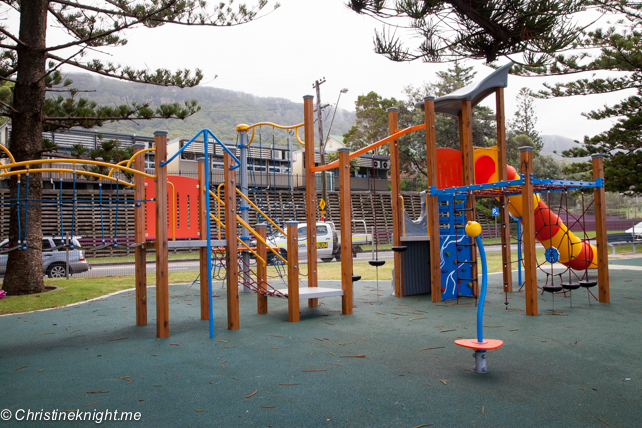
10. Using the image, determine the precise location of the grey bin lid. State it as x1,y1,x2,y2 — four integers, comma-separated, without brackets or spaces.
416,62,513,116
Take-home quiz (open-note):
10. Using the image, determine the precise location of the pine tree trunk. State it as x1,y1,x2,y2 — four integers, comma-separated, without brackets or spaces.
3,2,48,295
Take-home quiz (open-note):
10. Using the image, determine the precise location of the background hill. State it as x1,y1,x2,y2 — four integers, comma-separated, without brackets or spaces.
62,73,355,141
541,134,590,162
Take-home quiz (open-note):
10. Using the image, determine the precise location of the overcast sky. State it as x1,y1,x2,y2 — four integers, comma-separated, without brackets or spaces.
45,0,632,141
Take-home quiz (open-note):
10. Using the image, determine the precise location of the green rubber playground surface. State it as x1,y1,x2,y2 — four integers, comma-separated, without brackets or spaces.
1,260,641,427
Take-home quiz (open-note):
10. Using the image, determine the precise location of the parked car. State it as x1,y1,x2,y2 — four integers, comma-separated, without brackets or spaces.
0,237,90,278
625,221,642,240
252,221,372,263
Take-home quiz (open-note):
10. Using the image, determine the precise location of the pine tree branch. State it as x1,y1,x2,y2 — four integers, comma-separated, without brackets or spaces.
45,2,174,52
0,27,25,48
0,98,18,114
48,0,127,16
46,53,203,88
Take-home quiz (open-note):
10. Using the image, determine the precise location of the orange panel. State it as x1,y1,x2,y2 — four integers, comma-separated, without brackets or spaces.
145,175,201,240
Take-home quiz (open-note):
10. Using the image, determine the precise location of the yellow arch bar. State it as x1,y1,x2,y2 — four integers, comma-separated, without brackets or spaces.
0,168,137,187
237,122,305,147
0,144,15,164
0,159,155,180
107,148,156,178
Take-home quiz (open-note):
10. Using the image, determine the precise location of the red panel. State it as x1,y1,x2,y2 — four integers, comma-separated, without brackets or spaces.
145,175,201,240
436,148,462,189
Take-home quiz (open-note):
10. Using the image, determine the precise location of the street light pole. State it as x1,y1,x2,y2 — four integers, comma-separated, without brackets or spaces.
320,87,349,215
313,78,326,219
326,88,349,148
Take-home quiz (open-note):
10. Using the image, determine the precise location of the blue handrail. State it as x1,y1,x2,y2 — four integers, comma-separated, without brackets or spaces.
161,129,241,170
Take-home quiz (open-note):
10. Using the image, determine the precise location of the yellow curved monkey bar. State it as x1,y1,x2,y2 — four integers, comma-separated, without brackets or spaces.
0,167,137,187
167,180,177,241
107,148,156,178
237,122,305,147
0,158,156,180
0,144,15,163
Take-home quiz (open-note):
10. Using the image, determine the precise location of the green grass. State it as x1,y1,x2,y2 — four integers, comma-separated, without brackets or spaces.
0,271,201,315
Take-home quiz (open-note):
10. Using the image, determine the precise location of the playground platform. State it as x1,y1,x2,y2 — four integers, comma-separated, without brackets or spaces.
1,258,641,427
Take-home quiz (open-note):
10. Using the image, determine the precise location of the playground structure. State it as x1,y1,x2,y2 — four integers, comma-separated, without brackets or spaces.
0,63,611,339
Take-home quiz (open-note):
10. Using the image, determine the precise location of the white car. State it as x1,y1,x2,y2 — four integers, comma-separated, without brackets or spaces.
625,221,642,240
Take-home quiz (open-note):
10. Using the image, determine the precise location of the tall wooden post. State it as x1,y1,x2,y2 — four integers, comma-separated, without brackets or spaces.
592,154,610,303
133,143,147,326
387,108,403,297
496,88,513,292
224,151,239,330
256,223,268,314
520,147,538,316
338,148,354,314
286,221,300,322
154,130,169,338
460,100,478,296
197,158,209,321
425,96,441,302
303,95,319,307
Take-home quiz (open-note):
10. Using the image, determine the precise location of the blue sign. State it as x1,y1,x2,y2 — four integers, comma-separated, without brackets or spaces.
491,207,499,217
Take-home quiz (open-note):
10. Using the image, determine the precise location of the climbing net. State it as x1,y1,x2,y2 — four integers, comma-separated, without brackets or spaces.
208,247,288,298
524,189,598,310
0,158,153,256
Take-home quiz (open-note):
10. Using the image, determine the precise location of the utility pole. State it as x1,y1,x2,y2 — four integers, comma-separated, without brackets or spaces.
313,78,327,214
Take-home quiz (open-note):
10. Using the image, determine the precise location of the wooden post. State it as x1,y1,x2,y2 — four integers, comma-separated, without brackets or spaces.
286,221,300,322
256,223,268,314
303,95,318,307
520,147,538,316
460,100,478,296
592,154,610,303
133,142,147,326
425,96,441,302
224,151,240,330
197,157,209,321
388,108,404,298
338,148,353,315
154,130,170,338
496,88,513,293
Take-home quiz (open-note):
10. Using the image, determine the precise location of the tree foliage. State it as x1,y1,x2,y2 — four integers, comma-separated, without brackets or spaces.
347,0,586,64
343,63,497,180
513,1,642,194
509,87,542,150
398,63,496,178
343,91,401,155
0,0,278,295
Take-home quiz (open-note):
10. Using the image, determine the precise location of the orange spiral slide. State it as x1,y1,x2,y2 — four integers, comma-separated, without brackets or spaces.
473,148,597,270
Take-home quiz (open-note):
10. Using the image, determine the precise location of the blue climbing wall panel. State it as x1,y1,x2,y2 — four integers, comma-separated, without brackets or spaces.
438,194,475,301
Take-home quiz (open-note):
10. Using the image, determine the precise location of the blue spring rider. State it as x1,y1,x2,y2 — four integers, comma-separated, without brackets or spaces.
454,221,504,374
